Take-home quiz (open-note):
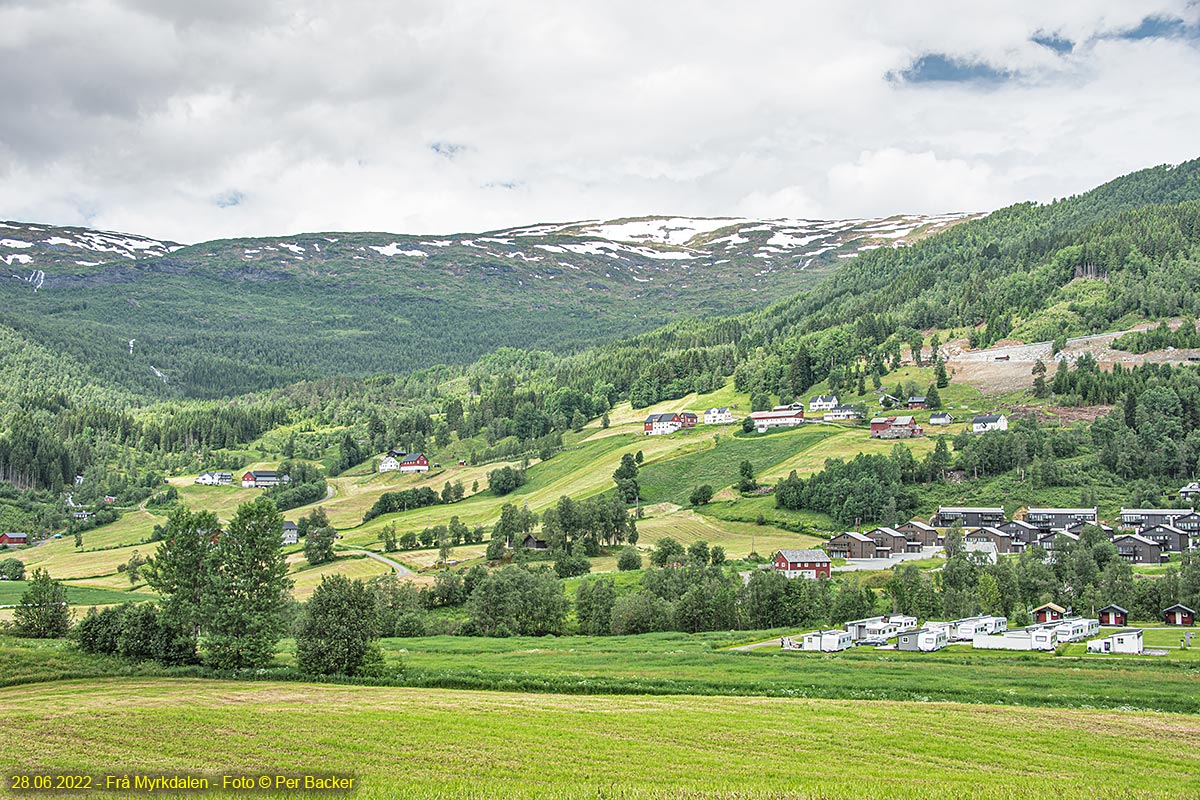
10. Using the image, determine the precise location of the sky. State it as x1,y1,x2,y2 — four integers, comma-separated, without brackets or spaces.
1,1,1200,243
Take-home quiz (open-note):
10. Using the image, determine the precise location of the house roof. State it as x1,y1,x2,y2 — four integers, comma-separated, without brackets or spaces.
282,521,298,531
1097,604,1128,614
867,527,907,540
1000,519,1038,530
1113,533,1158,546
973,414,1005,424
776,548,831,563
833,531,872,542
809,395,837,403
938,506,1004,514
2,532,28,539
1032,602,1066,614
869,417,889,424
645,413,679,423
248,470,278,478
400,453,426,463
1164,604,1196,614
1027,507,1097,516
970,527,1011,539
901,520,936,531
750,409,804,419
929,412,953,419
892,415,915,425
1142,524,1185,535
1120,507,1194,516
705,407,730,414
908,396,927,403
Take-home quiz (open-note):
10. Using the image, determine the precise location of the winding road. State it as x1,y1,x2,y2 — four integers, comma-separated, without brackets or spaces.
341,548,414,577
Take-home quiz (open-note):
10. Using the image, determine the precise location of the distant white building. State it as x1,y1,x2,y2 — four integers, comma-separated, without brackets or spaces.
823,405,862,422
281,521,299,545
749,408,805,433
703,407,735,425
928,412,953,426
1180,482,1200,501
972,414,1009,434
195,472,233,486
379,455,400,473
809,395,839,412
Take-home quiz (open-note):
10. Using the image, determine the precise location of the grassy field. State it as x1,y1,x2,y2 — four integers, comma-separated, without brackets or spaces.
3,678,1199,799
0,582,156,606
370,633,1200,713
633,509,822,557
286,554,392,600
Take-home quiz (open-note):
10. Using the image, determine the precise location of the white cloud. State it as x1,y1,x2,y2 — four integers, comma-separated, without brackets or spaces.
0,1,1198,242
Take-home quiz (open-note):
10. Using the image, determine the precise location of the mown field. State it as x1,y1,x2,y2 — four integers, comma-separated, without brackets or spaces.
3,678,1199,800
0,582,155,606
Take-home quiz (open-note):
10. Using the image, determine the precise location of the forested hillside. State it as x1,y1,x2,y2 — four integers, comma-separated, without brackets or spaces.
0,213,965,402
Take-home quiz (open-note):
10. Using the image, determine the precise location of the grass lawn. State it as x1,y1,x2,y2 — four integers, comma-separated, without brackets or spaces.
0,582,156,606
3,678,1198,799
286,554,392,600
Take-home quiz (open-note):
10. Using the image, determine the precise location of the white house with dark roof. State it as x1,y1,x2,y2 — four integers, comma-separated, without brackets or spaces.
1181,482,1200,501
928,412,954,425
281,521,299,545
808,395,839,412
972,414,1008,433
703,407,735,425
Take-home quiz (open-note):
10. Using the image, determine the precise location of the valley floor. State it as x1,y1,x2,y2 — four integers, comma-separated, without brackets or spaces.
4,678,1200,800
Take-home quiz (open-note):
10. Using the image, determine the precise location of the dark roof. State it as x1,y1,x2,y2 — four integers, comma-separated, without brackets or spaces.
400,453,425,463
1164,604,1196,614
2,532,28,539
974,414,1005,424
249,470,278,478
1097,604,1128,614
908,396,927,403
282,521,298,531
645,413,678,423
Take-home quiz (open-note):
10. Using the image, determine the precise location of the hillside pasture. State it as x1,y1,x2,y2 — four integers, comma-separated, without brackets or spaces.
3,678,1198,799
633,509,822,558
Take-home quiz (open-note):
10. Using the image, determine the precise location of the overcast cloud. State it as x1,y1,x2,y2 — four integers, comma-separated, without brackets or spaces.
1,0,1199,242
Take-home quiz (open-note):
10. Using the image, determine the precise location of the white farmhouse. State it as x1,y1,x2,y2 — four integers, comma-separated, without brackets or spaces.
808,395,839,413
972,414,1009,434
703,407,735,425
379,455,400,473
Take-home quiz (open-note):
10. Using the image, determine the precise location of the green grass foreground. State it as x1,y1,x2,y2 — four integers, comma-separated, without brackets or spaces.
3,678,1199,799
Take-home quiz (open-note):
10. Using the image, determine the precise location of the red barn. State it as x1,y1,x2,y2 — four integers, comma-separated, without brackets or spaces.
679,412,698,428
1164,604,1195,626
1097,605,1127,626
771,549,832,579
1032,602,1066,623
0,532,28,545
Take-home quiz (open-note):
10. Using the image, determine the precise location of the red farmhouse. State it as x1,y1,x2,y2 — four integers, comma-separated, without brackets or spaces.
771,549,832,579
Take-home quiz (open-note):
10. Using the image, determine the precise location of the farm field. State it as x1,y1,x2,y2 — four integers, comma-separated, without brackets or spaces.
3,678,1199,799
633,509,822,557
0,581,155,606
362,633,1200,713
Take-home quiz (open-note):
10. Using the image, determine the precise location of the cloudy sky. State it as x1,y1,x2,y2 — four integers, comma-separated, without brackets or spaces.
1,1,1199,243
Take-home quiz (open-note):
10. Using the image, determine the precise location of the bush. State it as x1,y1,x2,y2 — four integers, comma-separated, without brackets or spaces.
0,557,25,581
554,552,592,578
296,574,381,677
650,537,685,567
689,485,714,506
75,605,127,654
14,568,71,638
610,591,672,635
117,604,196,665
617,548,643,571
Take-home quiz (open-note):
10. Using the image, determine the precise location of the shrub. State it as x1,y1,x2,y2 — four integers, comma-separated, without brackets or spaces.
75,605,127,655
554,552,592,578
617,548,643,571
296,574,381,677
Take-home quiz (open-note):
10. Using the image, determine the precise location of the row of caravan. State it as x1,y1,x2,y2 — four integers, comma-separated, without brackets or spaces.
972,617,1101,651
783,630,854,652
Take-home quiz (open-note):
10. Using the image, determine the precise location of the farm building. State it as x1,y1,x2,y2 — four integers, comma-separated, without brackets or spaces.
1119,507,1194,531
1163,604,1195,626
644,413,683,435
522,534,548,551
1024,507,1097,532
972,414,1008,434
896,628,949,652
864,527,908,557
823,405,862,422
1181,482,1200,501
808,395,839,412
1087,629,1143,655
868,415,923,439
973,628,1057,651
964,527,1014,554
826,531,875,560
378,454,402,472
1111,533,1163,564
1032,602,1066,623
281,521,299,546
195,472,233,485
749,408,805,433
0,532,28,546
703,408,735,425
398,453,430,473
933,507,1004,528
1098,605,1128,626
771,549,832,579
242,470,285,488
897,520,939,547
928,412,954,426
1139,524,1188,553
907,396,928,410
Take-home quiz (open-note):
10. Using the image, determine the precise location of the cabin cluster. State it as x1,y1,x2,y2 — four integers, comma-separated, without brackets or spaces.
868,415,923,439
